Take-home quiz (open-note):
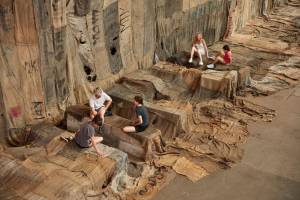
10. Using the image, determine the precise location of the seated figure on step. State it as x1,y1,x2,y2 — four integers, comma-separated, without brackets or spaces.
89,87,112,125
189,33,209,66
208,45,232,69
75,117,105,157
123,96,149,133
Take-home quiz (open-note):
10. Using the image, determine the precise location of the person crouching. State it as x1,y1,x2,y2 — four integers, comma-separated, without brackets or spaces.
74,117,105,157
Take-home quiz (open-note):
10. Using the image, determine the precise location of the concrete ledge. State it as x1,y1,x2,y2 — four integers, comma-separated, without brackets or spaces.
193,70,238,100
66,105,90,132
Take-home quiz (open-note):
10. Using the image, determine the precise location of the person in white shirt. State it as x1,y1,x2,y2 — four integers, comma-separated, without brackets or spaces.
89,87,112,124
188,33,210,66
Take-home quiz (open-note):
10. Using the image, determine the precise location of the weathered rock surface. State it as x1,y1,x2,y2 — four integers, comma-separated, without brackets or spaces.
0,1,299,200
0,0,285,133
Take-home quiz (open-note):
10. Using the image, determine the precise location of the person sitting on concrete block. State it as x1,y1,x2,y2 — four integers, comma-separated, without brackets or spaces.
188,33,210,66
89,87,112,125
123,96,149,133
208,45,232,69
75,117,106,157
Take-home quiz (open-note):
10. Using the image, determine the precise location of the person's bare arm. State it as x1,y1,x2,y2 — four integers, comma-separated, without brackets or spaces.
135,115,143,125
104,99,112,111
89,98,95,111
89,98,97,117
91,136,102,156
75,129,80,136
131,115,143,126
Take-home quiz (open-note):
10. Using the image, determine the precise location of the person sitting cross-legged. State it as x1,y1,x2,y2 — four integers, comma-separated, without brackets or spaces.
123,96,149,133
74,117,106,157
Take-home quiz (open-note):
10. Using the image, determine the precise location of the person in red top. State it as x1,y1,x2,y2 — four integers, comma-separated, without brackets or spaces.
209,45,232,68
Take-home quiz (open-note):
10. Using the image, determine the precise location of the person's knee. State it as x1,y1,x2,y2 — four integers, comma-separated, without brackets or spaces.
217,56,226,64
95,137,103,144
123,126,135,133
100,107,106,115
217,56,223,60
123,127,129,133
97,112,104,120
91,110,97,116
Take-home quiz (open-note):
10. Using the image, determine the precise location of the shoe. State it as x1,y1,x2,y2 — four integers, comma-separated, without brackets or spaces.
60,135,74,143
188,58,193,63
207,64,215,69
199,61,204,66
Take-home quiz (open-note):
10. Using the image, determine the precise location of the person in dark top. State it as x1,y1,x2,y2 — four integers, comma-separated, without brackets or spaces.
123,96,149,133
75,117,105,157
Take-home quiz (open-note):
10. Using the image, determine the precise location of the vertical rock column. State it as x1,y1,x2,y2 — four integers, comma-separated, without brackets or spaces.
33,0,69,119
0,0,46,128
131,0,156,69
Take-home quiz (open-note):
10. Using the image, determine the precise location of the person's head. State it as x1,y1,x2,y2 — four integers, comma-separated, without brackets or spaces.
223,45,230,52
91,116,101,128
94,87,103,99
134,95,143,106
197,33,203,40
194,33,203,43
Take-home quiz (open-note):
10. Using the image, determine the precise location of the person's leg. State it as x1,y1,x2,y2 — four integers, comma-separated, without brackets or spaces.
213,56,226,64
122,126,136,133
90,110,97,119
189,46,197,63
93,136,103,144
90,136,106,157
216,50,224,57
198,50,204,65
211,51,224,61
98,107,106,124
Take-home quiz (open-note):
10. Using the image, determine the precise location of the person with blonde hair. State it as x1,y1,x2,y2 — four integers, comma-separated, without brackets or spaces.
188,33,209,66
89,87,112,125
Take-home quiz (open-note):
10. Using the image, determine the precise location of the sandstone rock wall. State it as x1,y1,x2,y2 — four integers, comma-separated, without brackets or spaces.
0,0,284,133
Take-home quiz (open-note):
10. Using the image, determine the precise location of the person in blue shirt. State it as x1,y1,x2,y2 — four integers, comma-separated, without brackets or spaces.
123,96,149,133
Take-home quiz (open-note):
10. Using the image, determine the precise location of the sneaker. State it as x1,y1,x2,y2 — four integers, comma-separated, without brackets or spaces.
207,64,215,69
188,58,193,63
199,61,204,66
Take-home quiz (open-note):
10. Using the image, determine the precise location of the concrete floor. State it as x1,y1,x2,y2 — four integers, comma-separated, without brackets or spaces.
154,85,300,200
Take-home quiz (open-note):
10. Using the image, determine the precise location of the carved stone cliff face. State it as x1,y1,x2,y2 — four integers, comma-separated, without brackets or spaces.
0,0,285,131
